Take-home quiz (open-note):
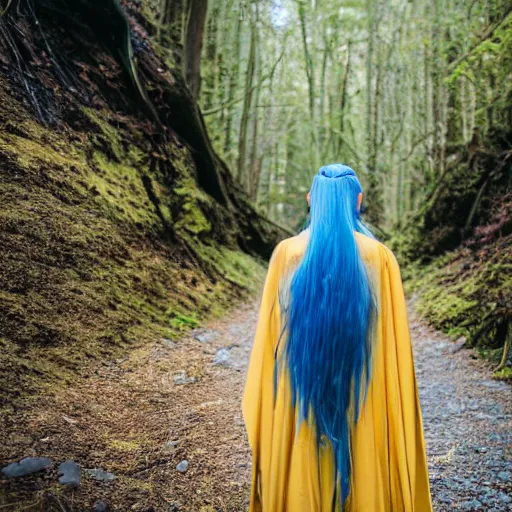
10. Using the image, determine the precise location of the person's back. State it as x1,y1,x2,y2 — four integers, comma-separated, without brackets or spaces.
243,164,432,511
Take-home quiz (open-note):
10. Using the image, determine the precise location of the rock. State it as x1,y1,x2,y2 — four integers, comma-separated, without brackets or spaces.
174,371,196,385
165,440,180,448
193,329,218,343
86,468,116,481
93,502,108,512
176,460,189,473
437,492,452,504
475,413,494,421
1,457,52,478
58,460,80,486
213,348,231,365
161,338,176,349
446,400,465,414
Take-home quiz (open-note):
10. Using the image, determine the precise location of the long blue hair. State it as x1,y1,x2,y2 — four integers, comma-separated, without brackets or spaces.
283,164,376,505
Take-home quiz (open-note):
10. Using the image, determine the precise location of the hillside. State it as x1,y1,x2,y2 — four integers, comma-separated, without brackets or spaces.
0,0,285,408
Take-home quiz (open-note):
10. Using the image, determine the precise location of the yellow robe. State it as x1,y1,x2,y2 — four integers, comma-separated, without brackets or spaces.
243,232,433,512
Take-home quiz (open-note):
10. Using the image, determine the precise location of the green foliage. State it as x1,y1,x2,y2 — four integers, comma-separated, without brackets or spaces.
0,78,264,408
494,367,512,380
405,228,511,358
169,313,200,330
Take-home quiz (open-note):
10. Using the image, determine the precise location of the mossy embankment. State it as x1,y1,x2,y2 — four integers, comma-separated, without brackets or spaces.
0,76,265,409
397,194,511,379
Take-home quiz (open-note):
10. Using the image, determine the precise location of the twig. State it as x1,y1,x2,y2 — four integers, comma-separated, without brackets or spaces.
495,322,511,372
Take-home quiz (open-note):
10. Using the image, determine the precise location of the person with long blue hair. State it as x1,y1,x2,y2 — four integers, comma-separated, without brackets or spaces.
243,164,432,511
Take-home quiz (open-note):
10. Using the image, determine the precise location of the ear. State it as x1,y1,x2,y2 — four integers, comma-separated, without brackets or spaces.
357,192,363,212
306,191,311,207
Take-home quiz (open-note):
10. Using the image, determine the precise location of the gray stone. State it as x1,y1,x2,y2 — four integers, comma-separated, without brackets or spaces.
161,338,176,349
86,468,116,481
193,329,218,343
58,460,80,486
449,337,467,354
174,371,196,385
176,460,189,473
214,348,231,365
93,502,108,512
1,457,52,478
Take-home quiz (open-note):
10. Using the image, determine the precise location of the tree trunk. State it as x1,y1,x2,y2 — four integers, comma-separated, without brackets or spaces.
237,15,257,188
223,13,242,160
185,0,208,98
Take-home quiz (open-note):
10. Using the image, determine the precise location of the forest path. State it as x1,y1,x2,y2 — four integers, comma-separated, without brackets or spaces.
1,300,511,511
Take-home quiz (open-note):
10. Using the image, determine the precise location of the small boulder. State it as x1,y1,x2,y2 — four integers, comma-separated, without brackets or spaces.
497,471,510,482
1,457,52,478
480,380,509,390
194,330,218,343
58,460,80,486
176,460,189,473
86,468,116,481
161,338,176,349
213,348,231,366
93,502,108,512
174,371,196,385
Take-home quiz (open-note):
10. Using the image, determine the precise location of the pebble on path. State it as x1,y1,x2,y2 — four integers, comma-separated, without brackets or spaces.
86,468,116,481
213,348,231,365
1,457,52,478
174,371,196,385
193,329,218,343
176,460,189,473
58,460,80,486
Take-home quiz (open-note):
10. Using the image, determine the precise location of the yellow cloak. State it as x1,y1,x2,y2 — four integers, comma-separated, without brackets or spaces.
243,232,432,511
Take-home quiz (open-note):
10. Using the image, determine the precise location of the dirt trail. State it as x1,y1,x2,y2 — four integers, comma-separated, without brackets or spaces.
1,301,511,511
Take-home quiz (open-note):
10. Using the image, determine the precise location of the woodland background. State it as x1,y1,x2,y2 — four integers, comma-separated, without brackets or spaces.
0,0,510,407
196,0,512,370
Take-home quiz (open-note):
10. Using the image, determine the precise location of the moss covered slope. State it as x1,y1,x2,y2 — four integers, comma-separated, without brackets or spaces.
401,195,511,378
0,75,264,407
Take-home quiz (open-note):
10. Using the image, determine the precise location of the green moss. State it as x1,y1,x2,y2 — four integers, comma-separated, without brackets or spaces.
0,80,265,408
88,150,160,227
494,367,512,380
405,237,512,359
174,177,212,235
82,106,125,161
169,313,200,330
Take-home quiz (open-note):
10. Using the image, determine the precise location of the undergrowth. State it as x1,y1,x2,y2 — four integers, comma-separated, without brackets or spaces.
400,195,511,378
0,78,265,409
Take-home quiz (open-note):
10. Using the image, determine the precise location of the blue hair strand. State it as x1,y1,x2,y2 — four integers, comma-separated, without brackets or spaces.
282,164,376,506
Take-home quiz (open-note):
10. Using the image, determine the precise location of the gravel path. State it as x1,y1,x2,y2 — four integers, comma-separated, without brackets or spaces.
411,314,512,511
187,300,512,511
1,301,510,511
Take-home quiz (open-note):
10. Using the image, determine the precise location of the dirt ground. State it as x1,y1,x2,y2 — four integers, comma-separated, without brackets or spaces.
1,300,511,511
